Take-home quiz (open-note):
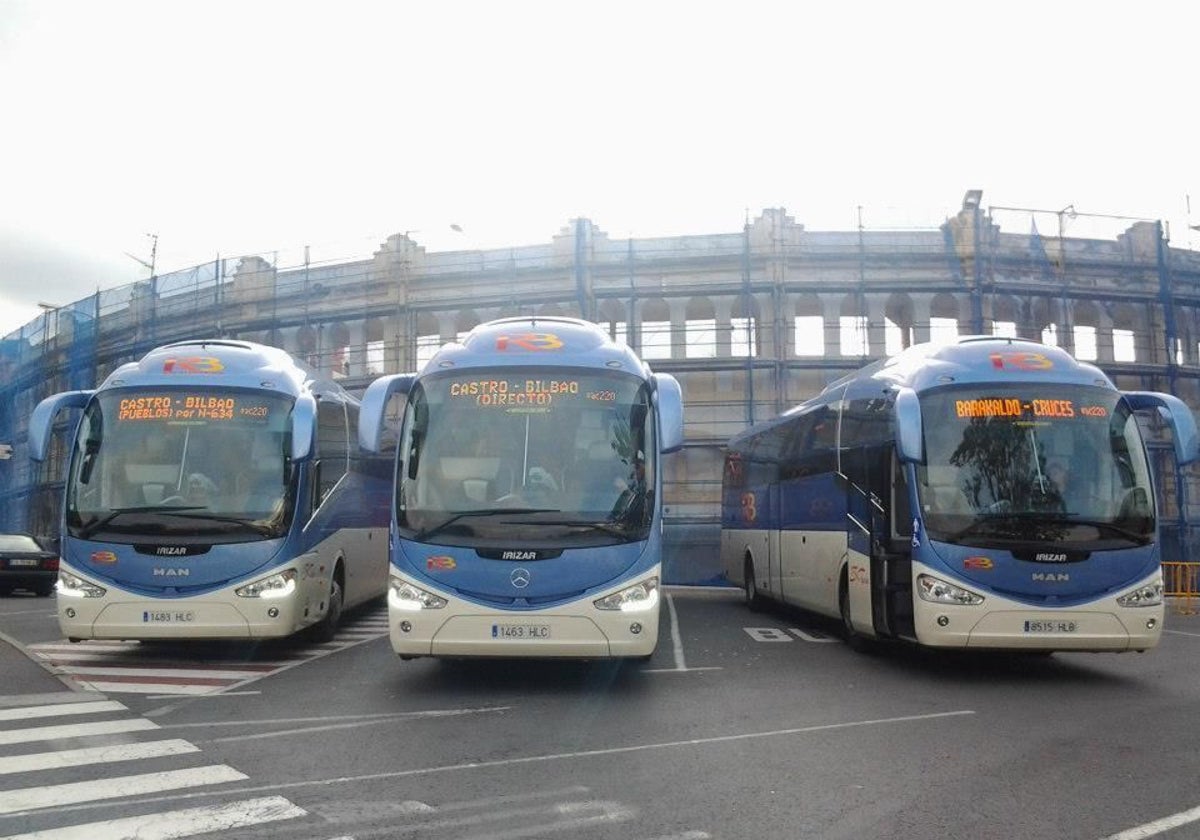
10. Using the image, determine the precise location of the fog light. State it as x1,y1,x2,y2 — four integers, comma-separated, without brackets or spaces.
1147,618,1157,630
400,620,412,633
267,607,279,618
630,622,642,635
65,608,76,619
936,615,950,627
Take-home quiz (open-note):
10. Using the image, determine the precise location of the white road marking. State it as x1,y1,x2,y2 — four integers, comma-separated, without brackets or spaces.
641,667,723,674
55,666,279,680
638,833,711,840
0,718,158,746
0,765,247,815
0,700,126,722
143,691,261,701
1163,629,1200,638
1100,803,1200,839
0,739,199,775
47,709,975,818
0,795,305,840
202,707,510,744
65,683,225,696
666,593,687,670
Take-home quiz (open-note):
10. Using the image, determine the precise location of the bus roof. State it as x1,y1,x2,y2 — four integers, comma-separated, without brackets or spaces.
98,339,352,401
833,337,1114,395
425,317,652,377
728,337,1115,450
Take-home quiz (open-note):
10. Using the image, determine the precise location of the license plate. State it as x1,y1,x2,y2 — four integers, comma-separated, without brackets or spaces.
8,558,40,567
1023,620,1078,633
492,623,550,639
143,610,196,623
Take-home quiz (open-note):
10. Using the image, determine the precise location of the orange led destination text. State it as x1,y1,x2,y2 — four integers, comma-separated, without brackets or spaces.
954,398,1076,419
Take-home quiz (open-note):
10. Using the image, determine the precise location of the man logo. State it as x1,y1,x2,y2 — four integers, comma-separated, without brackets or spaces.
510,567,531,588
153,568,190,577
1032,572,1069,582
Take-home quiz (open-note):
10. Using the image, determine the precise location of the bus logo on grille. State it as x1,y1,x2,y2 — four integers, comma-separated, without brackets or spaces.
510,568,531,588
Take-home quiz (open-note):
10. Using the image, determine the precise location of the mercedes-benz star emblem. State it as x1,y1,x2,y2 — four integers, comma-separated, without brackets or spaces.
510,567,531,589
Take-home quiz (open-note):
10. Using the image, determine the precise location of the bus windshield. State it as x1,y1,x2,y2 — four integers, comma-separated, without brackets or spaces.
917,384,1156,547
397,370,655,546
65,388,296,542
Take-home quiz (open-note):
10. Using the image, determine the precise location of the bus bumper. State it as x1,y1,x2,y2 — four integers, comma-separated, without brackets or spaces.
911,572,1164,652
387,573,660,659
56,583,307,640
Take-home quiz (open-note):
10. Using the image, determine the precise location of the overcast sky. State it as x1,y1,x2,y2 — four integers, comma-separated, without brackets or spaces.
1,0,1196,338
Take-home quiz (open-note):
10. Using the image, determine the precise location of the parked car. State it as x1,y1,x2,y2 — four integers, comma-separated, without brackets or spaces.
0,533,58,597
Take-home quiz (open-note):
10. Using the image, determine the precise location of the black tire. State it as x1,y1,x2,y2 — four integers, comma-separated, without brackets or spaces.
310,575,344,643
744,558,765,612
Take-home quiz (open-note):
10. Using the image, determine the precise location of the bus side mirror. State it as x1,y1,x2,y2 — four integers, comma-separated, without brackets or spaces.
894,388,924,463
1124,391,1200,466
655,373,685,453
29,391,94,462
290,393,317,462
359,374,416,454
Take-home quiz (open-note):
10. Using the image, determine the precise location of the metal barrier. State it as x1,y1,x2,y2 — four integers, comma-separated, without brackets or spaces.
1162,561,1200,615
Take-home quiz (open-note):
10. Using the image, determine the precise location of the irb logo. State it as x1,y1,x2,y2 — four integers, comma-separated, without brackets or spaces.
495,333,564,352
989,351,1053,371
163,356,224,374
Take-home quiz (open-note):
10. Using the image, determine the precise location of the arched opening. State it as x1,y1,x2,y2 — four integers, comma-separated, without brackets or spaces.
793,294,823,357
640,298,672,360
685,297,717,359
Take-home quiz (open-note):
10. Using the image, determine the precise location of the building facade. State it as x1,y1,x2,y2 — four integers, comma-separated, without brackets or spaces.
4,193,1200,583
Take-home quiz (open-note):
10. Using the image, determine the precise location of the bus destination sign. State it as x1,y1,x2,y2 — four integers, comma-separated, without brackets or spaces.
954,398,1108,420
117,394,273,423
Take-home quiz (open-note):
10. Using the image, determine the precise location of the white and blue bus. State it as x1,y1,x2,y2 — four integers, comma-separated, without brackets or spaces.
358,317,684,660
721,337,1198,652
30,340,390,642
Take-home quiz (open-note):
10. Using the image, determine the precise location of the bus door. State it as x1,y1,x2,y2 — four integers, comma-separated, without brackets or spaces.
844,470,880,637
843,441,913,638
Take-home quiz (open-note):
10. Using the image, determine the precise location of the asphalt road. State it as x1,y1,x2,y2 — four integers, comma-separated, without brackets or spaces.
2,587,1199,840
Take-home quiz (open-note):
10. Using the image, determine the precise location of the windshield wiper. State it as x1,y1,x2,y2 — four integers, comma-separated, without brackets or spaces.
77,505,205,539
416,508,559,542
944,513,1150,545
158,512,279,537
1056,516,1151,545
547,518,636,537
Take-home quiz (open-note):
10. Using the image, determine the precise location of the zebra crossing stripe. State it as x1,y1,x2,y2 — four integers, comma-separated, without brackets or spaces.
0,765,248,815
0,795,305,839
0,718,158,746
0,701,126,722
0,740,200,775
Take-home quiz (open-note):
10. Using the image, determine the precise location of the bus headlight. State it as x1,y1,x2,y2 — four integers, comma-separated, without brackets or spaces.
1117,581,1163,607
917,574,984,606
236,569,296,599
594,577,659,612
389,577,448,611
57,572,106,599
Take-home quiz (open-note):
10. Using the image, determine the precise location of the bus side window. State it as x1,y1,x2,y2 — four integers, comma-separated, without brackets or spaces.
315,400,350,505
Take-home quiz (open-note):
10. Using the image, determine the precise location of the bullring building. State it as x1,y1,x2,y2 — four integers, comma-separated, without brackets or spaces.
3,191,1198,583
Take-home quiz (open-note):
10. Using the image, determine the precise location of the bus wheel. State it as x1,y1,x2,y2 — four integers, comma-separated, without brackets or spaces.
744,558,765,612
310,576,344,643
839,577,871,653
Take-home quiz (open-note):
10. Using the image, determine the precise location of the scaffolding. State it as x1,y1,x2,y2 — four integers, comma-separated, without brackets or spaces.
4,196,1200,583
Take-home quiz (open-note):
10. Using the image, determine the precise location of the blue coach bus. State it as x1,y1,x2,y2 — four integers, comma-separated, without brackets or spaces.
30,340,389,642
721,337,1198,652
358,317,684,660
